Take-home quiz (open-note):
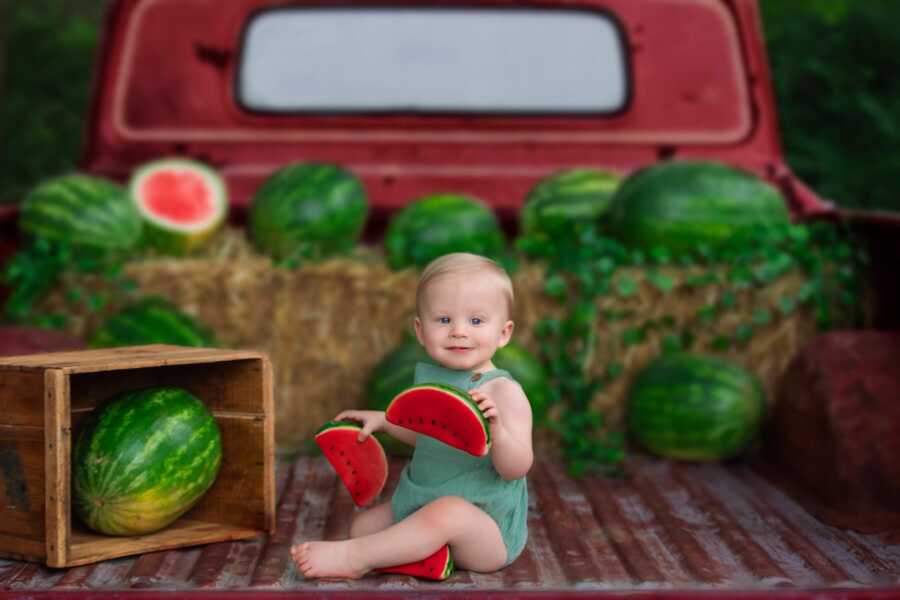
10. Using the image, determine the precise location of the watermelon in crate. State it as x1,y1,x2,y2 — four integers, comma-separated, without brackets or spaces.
72,386,223,536
129,158,228,255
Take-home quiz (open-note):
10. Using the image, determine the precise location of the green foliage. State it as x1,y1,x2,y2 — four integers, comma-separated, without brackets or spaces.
0,1,104,203
2,238,137,327
519,212,865,477
761,0,900,211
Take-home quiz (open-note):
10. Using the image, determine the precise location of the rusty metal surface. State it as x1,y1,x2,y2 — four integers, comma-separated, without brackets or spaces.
2,455,900,593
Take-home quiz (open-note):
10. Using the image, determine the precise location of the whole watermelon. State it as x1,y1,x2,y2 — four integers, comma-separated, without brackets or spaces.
521,168,621,237
89,297,217,349
249,162,368,262
626,353,766,461
493,343,553,423
19,174,142,251
72,386,222,535
607,161,789,255
384,194,507,270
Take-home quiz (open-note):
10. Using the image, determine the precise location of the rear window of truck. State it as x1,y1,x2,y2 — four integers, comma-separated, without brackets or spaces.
237,7,628,114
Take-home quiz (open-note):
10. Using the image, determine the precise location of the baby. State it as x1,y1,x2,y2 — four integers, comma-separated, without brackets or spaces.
292,252,533,579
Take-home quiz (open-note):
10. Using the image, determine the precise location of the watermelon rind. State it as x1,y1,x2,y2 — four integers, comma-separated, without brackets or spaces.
606,160,790,255
315,420,388,507
129,158,228,256
383,194,507,270
249,162,368,262
626,352,766,461
385,384,491,456
88,296,218,349
19,174,142,251
521,168,621,237
72,386,222,536
376,544,454,580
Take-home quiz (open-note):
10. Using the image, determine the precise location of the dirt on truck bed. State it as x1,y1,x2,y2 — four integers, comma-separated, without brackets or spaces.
2,455,899,596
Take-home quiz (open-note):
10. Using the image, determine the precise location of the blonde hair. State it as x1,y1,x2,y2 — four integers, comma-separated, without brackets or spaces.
416,253,514,317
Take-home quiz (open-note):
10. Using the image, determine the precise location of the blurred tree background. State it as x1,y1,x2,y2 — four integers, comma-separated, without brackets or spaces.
0,0,897,211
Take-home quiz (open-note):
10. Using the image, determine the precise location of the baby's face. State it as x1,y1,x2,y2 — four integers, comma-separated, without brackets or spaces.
414,271,513,373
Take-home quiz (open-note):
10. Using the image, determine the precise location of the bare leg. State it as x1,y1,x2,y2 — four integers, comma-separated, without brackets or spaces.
348,500,394,538
293,495,507,579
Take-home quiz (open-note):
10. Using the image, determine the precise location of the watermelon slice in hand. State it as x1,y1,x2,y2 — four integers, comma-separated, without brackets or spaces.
385,384,491,457
375,544,454,580
315,421,388,507
129,158,228,255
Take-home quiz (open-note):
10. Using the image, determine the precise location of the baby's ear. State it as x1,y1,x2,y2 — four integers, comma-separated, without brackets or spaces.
498,320,515,347
413,316,424,345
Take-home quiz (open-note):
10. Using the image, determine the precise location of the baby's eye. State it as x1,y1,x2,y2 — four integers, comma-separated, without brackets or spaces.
438,316,451,324
471,317,483,325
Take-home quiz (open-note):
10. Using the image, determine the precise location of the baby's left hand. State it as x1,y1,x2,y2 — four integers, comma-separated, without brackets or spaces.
470,389,504,436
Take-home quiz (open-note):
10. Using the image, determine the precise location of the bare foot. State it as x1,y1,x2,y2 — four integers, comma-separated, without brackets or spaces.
290,540,367,580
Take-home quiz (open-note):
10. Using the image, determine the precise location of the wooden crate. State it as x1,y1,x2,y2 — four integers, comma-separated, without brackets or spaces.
0,344,275,568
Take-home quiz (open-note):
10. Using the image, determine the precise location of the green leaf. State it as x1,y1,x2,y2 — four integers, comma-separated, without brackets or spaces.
543,274,567,299
734,323,755,344
778,295,798,314
622,327,645,346
712,335,732,350
752,308,772,327
645,270,674,293
615,276,638,297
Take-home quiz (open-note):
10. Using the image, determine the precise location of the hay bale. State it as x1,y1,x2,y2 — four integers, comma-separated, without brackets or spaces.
41,228,829,454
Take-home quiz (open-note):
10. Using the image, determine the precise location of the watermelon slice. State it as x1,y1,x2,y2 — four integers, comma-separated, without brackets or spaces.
315,421,388,507
385,384,491,457
375,544,454,581
129,158,228,255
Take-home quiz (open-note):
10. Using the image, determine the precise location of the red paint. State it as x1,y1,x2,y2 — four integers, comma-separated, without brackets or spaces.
74,0,827,225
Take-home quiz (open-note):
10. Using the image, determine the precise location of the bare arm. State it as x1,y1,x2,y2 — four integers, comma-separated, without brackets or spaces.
471,379,534,480
333,410,417,446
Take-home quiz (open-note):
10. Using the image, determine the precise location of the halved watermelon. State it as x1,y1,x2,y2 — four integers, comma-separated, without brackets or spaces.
385,384,490,457
129,158,228,255
375,544,454,580
315,421,388,507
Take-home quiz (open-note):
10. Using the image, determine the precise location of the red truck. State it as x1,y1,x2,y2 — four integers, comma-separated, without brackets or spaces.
2,0,900,597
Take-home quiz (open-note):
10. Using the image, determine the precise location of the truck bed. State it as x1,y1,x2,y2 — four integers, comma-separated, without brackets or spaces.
2,455,899,596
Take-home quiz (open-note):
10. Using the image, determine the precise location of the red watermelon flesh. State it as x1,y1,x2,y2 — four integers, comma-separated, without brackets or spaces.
315,421,388,507
385,384,491,457
375,544,454,580
142,170,214,223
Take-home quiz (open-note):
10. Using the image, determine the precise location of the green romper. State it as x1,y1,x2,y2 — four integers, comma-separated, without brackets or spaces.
391,362,529,568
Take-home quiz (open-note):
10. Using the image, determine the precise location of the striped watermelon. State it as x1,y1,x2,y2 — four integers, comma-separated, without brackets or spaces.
376,544,454,580
315,421,388,507
19,174,142,251
129,158,228,255
89,297,217,349
626,353,766,461
493,342,553,423
521,168,621,237
607,160,789,254
383,194,506,270
72,386,222,536
249,162,368,262
386,384,490,457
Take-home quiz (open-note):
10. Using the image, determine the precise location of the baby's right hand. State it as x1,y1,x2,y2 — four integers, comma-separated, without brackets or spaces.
333,410,386,442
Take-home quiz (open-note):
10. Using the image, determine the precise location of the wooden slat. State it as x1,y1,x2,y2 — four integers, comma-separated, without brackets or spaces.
0,345,265,372
67,521,261,568
261,354,276,534
43,369,68,568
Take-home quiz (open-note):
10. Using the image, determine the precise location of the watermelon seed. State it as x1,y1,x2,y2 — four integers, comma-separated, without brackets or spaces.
419,417,424,424
431,420,436,425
